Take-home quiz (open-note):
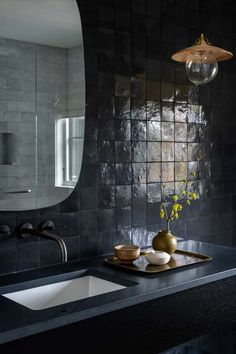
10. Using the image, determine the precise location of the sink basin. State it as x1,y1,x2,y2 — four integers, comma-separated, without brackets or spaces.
2,274,126,310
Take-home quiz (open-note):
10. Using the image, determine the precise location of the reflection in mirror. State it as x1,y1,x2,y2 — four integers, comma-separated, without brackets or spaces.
0,0,85,210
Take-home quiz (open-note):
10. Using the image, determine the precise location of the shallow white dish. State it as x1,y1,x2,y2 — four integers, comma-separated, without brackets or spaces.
144,250,171,265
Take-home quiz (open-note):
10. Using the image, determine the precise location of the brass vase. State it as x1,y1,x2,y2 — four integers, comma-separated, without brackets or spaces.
152,230,177,255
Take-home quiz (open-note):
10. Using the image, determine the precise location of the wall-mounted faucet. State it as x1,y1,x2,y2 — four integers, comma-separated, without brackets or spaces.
19,221,68,263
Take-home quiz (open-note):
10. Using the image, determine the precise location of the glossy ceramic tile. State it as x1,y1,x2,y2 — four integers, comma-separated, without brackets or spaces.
0,0,234,275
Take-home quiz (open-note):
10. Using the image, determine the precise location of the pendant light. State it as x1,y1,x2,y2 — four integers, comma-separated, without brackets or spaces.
171,33,233,86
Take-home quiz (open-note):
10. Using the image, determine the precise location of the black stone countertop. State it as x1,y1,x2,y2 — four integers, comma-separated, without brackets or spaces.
0,240,236,345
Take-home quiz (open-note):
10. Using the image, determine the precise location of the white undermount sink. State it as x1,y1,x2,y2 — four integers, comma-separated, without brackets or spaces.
3,275,126,311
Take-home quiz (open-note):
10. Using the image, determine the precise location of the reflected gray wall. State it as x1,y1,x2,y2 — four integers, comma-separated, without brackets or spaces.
0,38,84,210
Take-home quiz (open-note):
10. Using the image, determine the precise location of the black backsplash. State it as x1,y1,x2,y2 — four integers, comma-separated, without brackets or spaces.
0,0,236,275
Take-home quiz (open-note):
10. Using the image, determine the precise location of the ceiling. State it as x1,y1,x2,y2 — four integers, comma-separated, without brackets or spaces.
0,0,82,48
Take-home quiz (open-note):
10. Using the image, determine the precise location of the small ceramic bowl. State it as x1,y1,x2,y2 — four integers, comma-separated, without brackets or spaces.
114,245,140,264
144,250,171,266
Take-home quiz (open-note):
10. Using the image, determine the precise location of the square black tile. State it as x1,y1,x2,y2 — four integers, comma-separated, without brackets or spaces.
175,103,188,122
175,122,188,142
115,120,131,141
161,122,174,141
147,142,161,161
115,141,131,162
188,85,199,104
147,0,161,18
147,101,161,120
115,229,131,245
147,162,161,183
131,121,147,141
80,210,98,237
115,185,131,207
83,141,98,163
40,240,61,267
99,186,115,208
147,17,160,39
17,243,40,271
161,81,174,101
80,187,98,210
132,0,146,14
132,183,147,201
98,95,115,120
147,183,161,203
161,142,175,161
0,243,17,275
115,54,131,75
160,61,174,81
99,5,115,28
161,101,174,121
98,140,115,162
98,231,114,255
98,163,115,185
65,236,80,261
132,163,146,184
147,59,161,80
115,207,131,230
98,120,115,140
98,28,114,52
132,142,146,162
161,162,175,181
132,56,146,78
116,9,131,32
99,72,115,94
116,0,131,10
147,80,161,100
132,227,148,247
115,163,132,184
115,75,131,97
131,98,146,120
147,37,161,59
80,164,98,187
147,203,161,226
147,121,161,141
115,32,131,54
175,162,188,181
98,209,115,232
80,235,98,259
175,84,188,102
131,77,146,98
115,97,131,119
85,118,98,141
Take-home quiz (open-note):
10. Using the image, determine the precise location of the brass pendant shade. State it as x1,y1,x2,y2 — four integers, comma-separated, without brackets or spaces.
172,33,233,63
171,33,233,86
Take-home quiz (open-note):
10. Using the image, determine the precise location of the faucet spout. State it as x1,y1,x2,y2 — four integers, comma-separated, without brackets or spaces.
20,223,68,263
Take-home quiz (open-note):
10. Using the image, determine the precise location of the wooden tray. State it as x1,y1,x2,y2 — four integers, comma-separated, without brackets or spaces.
104,249,212,274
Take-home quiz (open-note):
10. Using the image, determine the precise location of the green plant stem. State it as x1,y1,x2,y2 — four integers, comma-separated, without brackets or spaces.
167,219,170,232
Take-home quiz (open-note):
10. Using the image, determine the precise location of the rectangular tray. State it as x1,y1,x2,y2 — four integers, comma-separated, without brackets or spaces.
104,249,212,274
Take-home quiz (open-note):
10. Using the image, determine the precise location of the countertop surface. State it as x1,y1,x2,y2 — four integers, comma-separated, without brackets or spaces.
0,240,236,345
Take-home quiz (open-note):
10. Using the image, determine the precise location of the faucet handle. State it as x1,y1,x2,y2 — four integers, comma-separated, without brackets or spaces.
40,221,66,232
19,223,33,238
0,225,11,240
41,220,55,232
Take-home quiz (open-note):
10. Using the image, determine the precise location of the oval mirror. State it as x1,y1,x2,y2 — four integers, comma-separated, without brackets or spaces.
0,0,85,210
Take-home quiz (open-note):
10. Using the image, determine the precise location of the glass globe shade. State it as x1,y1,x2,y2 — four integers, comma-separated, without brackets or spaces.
185,51,218,86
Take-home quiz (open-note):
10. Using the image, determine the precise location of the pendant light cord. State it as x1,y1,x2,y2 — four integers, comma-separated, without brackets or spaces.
200,0,203,34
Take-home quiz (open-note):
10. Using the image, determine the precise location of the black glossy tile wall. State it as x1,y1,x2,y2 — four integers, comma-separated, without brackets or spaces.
0,0,236,275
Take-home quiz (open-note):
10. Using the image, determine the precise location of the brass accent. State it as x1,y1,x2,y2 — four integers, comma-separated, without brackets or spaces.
105,249,212,274
114,244,140,264
172,33,233,63
152,230,177,255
